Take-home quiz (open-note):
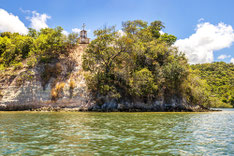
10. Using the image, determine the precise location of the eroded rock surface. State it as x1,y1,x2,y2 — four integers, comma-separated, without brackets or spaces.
0,44,210,112
0,45,91,109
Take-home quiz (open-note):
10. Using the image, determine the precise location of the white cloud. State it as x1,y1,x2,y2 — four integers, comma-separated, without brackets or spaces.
218,54,231,60
159,30,164,35
117,30,126,37
72,28,81,33
0,8,28,34
19,8,31,14
174,22,234,64
28,11,51,31
230,58,234,64
62,30,69,36
198,18,205,23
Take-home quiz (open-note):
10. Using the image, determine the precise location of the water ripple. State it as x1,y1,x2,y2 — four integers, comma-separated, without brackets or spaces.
0,109,234,155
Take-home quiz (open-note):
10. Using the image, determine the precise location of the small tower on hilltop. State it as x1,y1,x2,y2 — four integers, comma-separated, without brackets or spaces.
78,23,90,44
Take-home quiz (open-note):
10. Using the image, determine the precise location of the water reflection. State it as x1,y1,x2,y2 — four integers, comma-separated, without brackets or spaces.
0,110,234,155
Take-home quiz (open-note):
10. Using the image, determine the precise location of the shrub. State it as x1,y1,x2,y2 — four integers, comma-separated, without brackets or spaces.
13,62,23,70
51,82,65,101
15,71,34,86
27,57,38,68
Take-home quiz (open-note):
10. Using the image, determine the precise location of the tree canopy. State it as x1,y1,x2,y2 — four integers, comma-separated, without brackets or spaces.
191,62,234,108
0,27,79,69
83,20,215,107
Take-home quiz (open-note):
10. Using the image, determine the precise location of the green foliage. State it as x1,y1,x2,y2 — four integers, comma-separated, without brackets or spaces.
182,69,214,107
130,68,158,98
83,20,214,107
159,33,177,45
191,62,234,107
162,56,189,96
0,26,79,68
150,21,165,38
0,33,34,66
0,64,5,71
15,71,34,87
26,57,38,68
13,62,24,70
28,28,38,38
122,20,148,34
66,32,79,48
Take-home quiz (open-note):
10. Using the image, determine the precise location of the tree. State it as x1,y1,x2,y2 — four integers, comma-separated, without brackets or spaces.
150,21,165,38
0,26,74,67
122,20,148,34
67,32,79,47
28,28,38,38
191,62,234,108
83,20,212,107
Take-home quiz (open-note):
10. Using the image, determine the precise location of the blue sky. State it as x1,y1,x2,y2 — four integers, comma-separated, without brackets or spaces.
0,0,234,64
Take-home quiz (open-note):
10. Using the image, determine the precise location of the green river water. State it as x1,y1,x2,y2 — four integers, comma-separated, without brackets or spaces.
0,109,234,155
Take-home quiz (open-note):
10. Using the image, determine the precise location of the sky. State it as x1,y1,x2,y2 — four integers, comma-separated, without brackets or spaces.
0,0,234,64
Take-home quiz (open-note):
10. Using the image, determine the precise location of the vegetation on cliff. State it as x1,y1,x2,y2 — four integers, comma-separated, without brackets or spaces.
0,27,80,103
0,21,232,109
191,62,234,108
0,27,78,70
82,20,215,108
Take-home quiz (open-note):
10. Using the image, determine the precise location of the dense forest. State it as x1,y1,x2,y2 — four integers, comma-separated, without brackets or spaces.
191,62,234,108
83,20,217,108
0,20,233,108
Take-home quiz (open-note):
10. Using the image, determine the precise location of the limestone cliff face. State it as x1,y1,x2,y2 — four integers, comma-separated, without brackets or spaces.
0,45,209,112
0,45,90,107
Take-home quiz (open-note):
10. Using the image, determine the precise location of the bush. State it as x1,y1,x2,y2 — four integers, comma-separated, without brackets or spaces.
15,71,34,86
51,82,65,101
27,57,38,68
13,62,23,70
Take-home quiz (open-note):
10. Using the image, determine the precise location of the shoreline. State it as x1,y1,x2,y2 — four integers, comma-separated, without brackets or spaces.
0,103,222,112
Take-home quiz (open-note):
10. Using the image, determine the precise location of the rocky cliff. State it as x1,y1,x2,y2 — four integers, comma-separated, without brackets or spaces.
0,44,210,112
0,45,92,110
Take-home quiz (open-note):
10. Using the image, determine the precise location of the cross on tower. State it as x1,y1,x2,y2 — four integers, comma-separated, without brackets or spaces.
78,23,90,44
82,23,86,30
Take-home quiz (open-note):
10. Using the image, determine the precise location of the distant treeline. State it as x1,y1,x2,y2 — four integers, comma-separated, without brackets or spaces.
191,62,234,108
